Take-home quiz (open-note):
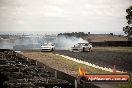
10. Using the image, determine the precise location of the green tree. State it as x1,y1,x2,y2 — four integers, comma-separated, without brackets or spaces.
123,6,132,40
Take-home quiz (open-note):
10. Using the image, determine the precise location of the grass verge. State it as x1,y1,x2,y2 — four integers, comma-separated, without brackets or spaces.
94,47,132,52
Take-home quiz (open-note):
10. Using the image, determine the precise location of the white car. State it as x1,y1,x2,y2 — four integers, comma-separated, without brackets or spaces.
71,43,93,52
41,43,55,51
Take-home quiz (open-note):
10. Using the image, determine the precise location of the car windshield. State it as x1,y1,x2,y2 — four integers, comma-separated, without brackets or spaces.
43,43,52,46
75,43,82,47
74,43,88,47
74,44,80,47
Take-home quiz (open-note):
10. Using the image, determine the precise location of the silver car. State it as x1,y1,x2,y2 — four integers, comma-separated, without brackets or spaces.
71,43,92,52
41,43,55,51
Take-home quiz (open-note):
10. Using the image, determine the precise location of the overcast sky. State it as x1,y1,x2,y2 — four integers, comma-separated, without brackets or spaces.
0,0,131,34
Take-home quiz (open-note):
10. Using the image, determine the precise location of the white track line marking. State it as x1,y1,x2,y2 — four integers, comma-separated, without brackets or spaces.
55,54,127,73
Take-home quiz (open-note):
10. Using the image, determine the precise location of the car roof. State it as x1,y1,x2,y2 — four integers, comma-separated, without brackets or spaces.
78,43,89,44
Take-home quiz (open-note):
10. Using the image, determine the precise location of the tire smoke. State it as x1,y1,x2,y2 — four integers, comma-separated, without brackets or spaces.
0,35,88,50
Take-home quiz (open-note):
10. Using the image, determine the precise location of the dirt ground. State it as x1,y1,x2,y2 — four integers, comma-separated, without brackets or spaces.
82,34,127,42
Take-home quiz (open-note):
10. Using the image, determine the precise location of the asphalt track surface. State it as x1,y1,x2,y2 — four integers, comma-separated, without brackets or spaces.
54,50,132,72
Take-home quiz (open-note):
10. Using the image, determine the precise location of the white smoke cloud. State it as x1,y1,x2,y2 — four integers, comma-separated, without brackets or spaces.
53,36,88,49
0,39,14,49
0,35,88,50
